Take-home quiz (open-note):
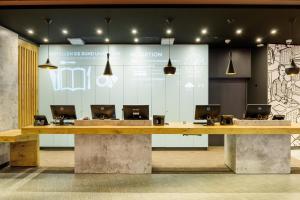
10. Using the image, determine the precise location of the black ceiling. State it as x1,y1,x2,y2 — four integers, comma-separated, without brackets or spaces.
1,6,300,47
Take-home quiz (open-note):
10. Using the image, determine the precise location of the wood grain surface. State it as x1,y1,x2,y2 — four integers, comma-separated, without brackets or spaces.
21,122,300,135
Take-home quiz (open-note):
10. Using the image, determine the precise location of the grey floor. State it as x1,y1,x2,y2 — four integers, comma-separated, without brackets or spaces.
0,149,300,200
1,168,300,200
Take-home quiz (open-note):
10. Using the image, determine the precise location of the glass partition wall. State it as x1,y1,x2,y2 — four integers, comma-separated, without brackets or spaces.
39,45,208,147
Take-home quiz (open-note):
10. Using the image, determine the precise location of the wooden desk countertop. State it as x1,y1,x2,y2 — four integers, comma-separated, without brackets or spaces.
21,123,300,135
0,129,37,142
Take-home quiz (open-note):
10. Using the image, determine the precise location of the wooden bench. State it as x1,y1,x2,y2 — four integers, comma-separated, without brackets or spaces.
0,129,38,167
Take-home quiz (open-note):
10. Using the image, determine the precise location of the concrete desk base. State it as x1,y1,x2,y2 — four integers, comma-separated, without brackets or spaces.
74,120,152,174
75,134,152,174
225,134,291,174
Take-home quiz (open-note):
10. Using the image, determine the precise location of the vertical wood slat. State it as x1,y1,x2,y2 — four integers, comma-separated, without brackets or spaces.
18,40,39,128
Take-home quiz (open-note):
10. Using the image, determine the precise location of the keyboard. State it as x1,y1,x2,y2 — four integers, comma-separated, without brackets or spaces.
52,122,74,126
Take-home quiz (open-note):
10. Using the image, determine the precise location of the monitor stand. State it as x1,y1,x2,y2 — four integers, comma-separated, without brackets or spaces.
206,116,215,126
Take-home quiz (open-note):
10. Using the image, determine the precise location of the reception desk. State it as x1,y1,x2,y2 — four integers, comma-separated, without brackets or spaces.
20,121,300,174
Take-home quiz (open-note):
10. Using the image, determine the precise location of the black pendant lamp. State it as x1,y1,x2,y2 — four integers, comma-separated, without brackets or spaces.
164,38,176,75
103,17,113,76
38,18,57,70
225,39,236,75
286,18,300,75
164,18,176,75
226,50,236,75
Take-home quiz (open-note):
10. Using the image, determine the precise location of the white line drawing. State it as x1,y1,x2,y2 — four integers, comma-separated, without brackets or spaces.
96,75,119,88
49,67,91,91
268,44,300,146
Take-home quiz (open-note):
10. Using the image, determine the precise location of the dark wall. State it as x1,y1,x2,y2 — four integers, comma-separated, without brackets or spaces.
209,78,247,118
208,46,268,146
247,46,268,104
209,78,247,146
209,48,251,78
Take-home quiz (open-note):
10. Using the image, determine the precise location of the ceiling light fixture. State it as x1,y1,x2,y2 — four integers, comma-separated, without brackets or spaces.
62,29,68,35
105,38,110,43
43,38,49,43
286,18,299,75
166,28,172,35
38,18,57,70
131,29,138,35
134,38,139,43
225,39,236,75
270,29,278,35
201,28,208,35
27,29,34,35
96,29,103,35
103,17,112,76
164,17,176,75
256,37,262,43
195,37,201,43
236,28,243,35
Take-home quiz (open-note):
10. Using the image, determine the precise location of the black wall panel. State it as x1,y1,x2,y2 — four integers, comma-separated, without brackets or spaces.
209,78,247,146
209,48,251,78
208,46,268,146
247,46,268,104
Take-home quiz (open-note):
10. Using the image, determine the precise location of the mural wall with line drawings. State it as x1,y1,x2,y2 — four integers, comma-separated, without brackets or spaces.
268,44,300,146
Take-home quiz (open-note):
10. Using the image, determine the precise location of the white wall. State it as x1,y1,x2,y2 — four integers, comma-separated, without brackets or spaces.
39,44,209,147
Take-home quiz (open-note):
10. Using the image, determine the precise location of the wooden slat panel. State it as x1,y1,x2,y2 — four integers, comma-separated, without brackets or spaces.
18,39,39,128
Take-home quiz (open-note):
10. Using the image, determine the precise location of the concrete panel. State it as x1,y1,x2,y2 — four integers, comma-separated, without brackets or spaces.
225,134,290,174
75,134,152,174
224,135,236,171
0,26,18,166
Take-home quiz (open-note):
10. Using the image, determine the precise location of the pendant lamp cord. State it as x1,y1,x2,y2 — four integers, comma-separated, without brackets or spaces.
228,40,232,60
169,37,171,59
107,18,110,55
290,18,295,59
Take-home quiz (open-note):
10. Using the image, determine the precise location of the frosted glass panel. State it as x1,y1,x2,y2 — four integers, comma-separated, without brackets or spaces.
39,45,208,147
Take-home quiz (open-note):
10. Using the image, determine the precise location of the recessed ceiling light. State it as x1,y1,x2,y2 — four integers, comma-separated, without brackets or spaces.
256,37,262,43
27,29,34,35
43,38,49,43
105,38,110,43
236,28,243,35
270,29,278,35
134,38,139,43
195,37,201,43
131,29,138,35
166,28,172,35
201,28,208,35
62,29,68,35
96,29,103,35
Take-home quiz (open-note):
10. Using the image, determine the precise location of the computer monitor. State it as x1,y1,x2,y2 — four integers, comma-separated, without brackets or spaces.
245,104,271,120
123,105,149,120
91,105,116,120
195,104,221,121
50,105,77,122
